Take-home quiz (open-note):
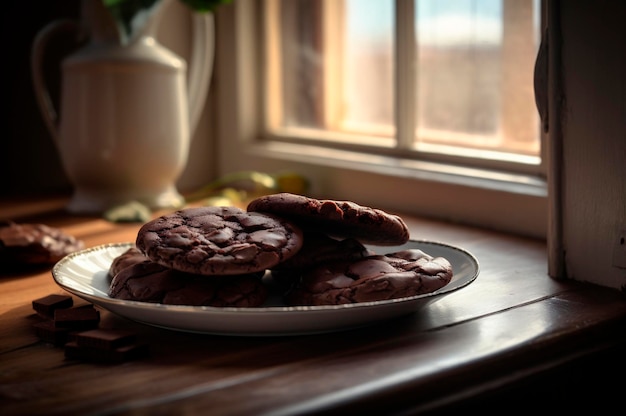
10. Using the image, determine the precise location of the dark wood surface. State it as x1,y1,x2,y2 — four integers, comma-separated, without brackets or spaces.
1,198,625,415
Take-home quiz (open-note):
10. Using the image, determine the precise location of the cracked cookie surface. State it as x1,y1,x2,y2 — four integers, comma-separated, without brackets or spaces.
109,261,268,307
247,193,410,246
285,249,453,306
109,247,148,278
136,206,303,275
270,232,375,291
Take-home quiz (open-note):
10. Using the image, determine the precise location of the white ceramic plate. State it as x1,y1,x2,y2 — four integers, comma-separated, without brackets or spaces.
52,241,479,336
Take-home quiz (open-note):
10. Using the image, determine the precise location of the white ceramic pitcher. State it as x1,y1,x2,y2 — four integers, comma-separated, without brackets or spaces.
31,0,213,213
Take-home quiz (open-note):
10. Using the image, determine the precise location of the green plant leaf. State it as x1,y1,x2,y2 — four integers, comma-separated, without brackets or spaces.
179,0,233,13
101,0,231,41
102,0,160,40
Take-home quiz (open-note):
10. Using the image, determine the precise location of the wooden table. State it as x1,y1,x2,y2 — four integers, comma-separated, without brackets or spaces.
2,197,625,415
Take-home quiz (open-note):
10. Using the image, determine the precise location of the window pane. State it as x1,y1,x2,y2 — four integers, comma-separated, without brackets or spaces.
274,0,394,137
277,0,323,128
342,0,394,135
415,0,541,157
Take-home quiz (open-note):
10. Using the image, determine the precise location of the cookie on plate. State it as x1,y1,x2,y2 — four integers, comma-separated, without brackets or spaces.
135,206,303,276
247,193,409,246
270,232,375,290
108,260,267,307
273,232,374,271
108,247,149,278
0,222,84,266
285,249,453,306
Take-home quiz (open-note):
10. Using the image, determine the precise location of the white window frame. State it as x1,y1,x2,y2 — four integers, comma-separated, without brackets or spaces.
213,0,548,239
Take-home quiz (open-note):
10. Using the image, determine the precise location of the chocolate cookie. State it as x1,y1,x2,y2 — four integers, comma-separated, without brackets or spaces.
274,232,374,271
135,206,303,275
108,261,268,307
0,222,84,266
247,193,409,245
270,232,375,290
285,249,453,306
109,247,149,278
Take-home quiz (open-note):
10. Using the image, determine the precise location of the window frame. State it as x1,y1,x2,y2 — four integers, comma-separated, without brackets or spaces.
212,0,548,239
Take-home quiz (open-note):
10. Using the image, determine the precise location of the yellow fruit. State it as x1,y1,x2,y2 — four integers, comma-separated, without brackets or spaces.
274,172,310,194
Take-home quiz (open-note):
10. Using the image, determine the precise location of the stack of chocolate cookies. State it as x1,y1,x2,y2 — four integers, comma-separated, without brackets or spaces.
108,193,453,307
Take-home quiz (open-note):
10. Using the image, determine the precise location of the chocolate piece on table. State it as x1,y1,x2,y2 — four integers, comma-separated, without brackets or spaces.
32,294,73,318
65,328,147,363
74,329,137,350
32,320,74,346
54,305,100,330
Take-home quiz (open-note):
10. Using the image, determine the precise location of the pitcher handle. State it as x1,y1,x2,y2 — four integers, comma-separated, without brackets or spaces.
187,12,215,139
30,19,79,145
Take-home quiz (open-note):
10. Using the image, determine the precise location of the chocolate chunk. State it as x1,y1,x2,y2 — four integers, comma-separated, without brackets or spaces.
32,294,73,318
74,329,137,350
54,305,100,330
33,320,74,346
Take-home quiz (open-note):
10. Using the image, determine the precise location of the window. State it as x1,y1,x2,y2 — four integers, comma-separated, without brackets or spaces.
264,0,542,170
213,0,548,238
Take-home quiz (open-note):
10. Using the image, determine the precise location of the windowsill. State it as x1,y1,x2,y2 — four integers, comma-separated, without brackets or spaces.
250,140,547,197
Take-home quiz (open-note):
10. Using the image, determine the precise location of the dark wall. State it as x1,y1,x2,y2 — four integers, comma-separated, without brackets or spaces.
2,1,81,198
